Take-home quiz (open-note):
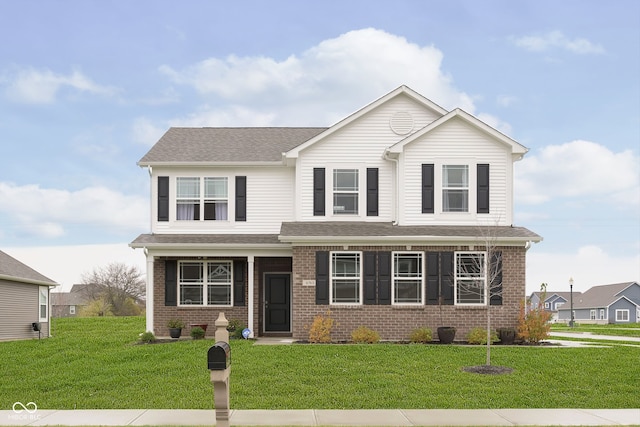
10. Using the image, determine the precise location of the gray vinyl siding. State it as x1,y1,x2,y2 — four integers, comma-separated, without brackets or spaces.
609,299,636,324
0,280,47,340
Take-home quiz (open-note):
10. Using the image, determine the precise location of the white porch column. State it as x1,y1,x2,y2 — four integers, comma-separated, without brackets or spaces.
145,250,154,333
247,255,255,338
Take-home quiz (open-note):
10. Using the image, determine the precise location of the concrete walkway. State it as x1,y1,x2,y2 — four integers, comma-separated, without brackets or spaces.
549,331,640,342
1,408,639,426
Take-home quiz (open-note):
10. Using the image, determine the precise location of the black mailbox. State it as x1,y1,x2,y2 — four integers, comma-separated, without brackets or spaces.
208,341,231,370
32,322,41,332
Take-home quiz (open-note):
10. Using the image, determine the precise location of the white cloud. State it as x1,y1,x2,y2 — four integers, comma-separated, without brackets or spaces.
527,245,640,294
515,140,640,206
132,117,167,146
511,30,605,55
159,28,478,126
4,243,146,290
0,182,148,239
496,95,516,107
4,67,118,104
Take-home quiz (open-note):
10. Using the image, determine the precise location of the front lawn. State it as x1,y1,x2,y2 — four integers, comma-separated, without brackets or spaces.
0,317,637,410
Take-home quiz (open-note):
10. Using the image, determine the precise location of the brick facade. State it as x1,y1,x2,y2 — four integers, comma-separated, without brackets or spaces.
291,245,526,341
153,246,526,341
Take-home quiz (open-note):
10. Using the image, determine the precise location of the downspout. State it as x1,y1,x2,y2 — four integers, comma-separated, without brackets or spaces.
383,149,400,225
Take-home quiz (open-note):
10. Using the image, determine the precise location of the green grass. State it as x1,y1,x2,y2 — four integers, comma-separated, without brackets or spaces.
551,323,640,338
0,317,638,410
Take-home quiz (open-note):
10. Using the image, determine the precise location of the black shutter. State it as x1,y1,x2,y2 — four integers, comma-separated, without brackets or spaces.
158,176,169,222
422,164,434,214
477,164,490,214
315,251,329,305
378,252,391,305
366,168,379,216
165,260,177,306
441,252,454,305
235,176,247,221
363,252,377,305
489,251,503,306
233,260,246,306
313,168,325,216
426,252,439,305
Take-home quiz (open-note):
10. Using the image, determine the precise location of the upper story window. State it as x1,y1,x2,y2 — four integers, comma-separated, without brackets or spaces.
333,169,359,215
392,252,423,304
454,251,487,305
176,177,228,221
330,252,361,304
442,165,469,212
179,260,232,306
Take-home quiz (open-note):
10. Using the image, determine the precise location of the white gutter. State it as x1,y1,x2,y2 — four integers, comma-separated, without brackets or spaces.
383,148,400,225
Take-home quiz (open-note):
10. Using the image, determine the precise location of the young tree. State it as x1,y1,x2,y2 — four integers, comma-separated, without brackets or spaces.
455,225,503,366
80,262,145,316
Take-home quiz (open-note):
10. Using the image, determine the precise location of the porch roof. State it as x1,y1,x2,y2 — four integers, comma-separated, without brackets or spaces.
130,233,283,249
278,222,542,245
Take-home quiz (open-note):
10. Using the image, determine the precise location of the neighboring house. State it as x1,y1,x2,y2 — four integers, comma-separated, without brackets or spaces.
51,284,92,317
557,282,640,324
528,291,577,322
130,85,542,340
0,250,58,340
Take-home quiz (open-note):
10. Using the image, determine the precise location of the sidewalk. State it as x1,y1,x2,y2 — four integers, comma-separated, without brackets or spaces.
2,408,639,426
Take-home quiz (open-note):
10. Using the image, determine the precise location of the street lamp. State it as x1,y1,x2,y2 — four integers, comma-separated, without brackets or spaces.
569,277,574,327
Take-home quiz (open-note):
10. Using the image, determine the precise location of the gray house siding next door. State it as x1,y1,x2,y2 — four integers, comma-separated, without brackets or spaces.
0,281,48,340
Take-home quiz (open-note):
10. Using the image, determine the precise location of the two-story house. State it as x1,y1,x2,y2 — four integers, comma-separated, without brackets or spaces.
130,86,542,341
528,291,575,322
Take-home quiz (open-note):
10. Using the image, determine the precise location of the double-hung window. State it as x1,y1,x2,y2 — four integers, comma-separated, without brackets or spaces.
392,252,423,304
454,251,487,305
615,309,629,322
590,310,596,320
176,177,228,221
333,169,358,215
179,261,232,306
39,286,48,322
176,177,200,220
330,252,361,304
204,177,228,220
443,165,469,212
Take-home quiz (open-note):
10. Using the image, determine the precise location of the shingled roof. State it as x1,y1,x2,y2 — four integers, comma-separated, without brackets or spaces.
279,222,542,243
0,250,57,286
138,127,328,165
570,282,639,309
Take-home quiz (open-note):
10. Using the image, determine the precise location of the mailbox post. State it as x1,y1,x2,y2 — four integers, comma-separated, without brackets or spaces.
208,313,231,427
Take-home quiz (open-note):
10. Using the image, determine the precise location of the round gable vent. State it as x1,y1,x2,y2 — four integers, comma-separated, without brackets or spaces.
389,111,414,135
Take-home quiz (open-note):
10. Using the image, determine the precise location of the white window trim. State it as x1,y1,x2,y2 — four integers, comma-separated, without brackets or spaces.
174,175,231,222
435,160,477,216
327,165,365,219
178,260,234,307
391,251,424,305
329,251,363,305
454,251,487,306
38,286,48,322
590,309,596,320
599,309,605,320
615,309,629,322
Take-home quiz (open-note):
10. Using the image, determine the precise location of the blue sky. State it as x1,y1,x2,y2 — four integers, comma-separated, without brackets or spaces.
1,0,638,293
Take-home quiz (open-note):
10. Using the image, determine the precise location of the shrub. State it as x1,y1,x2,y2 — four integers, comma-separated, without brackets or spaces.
517,299,552,344
227,319,247,339
351,326,380,344
466,327,498,345
409,327,433,343
307,310,335,343
138,331,156,343
79,298,113,317
167,319,185,329
190,326,206,340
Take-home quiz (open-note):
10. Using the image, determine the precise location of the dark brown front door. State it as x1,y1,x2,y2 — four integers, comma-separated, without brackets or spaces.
264,274,291,332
